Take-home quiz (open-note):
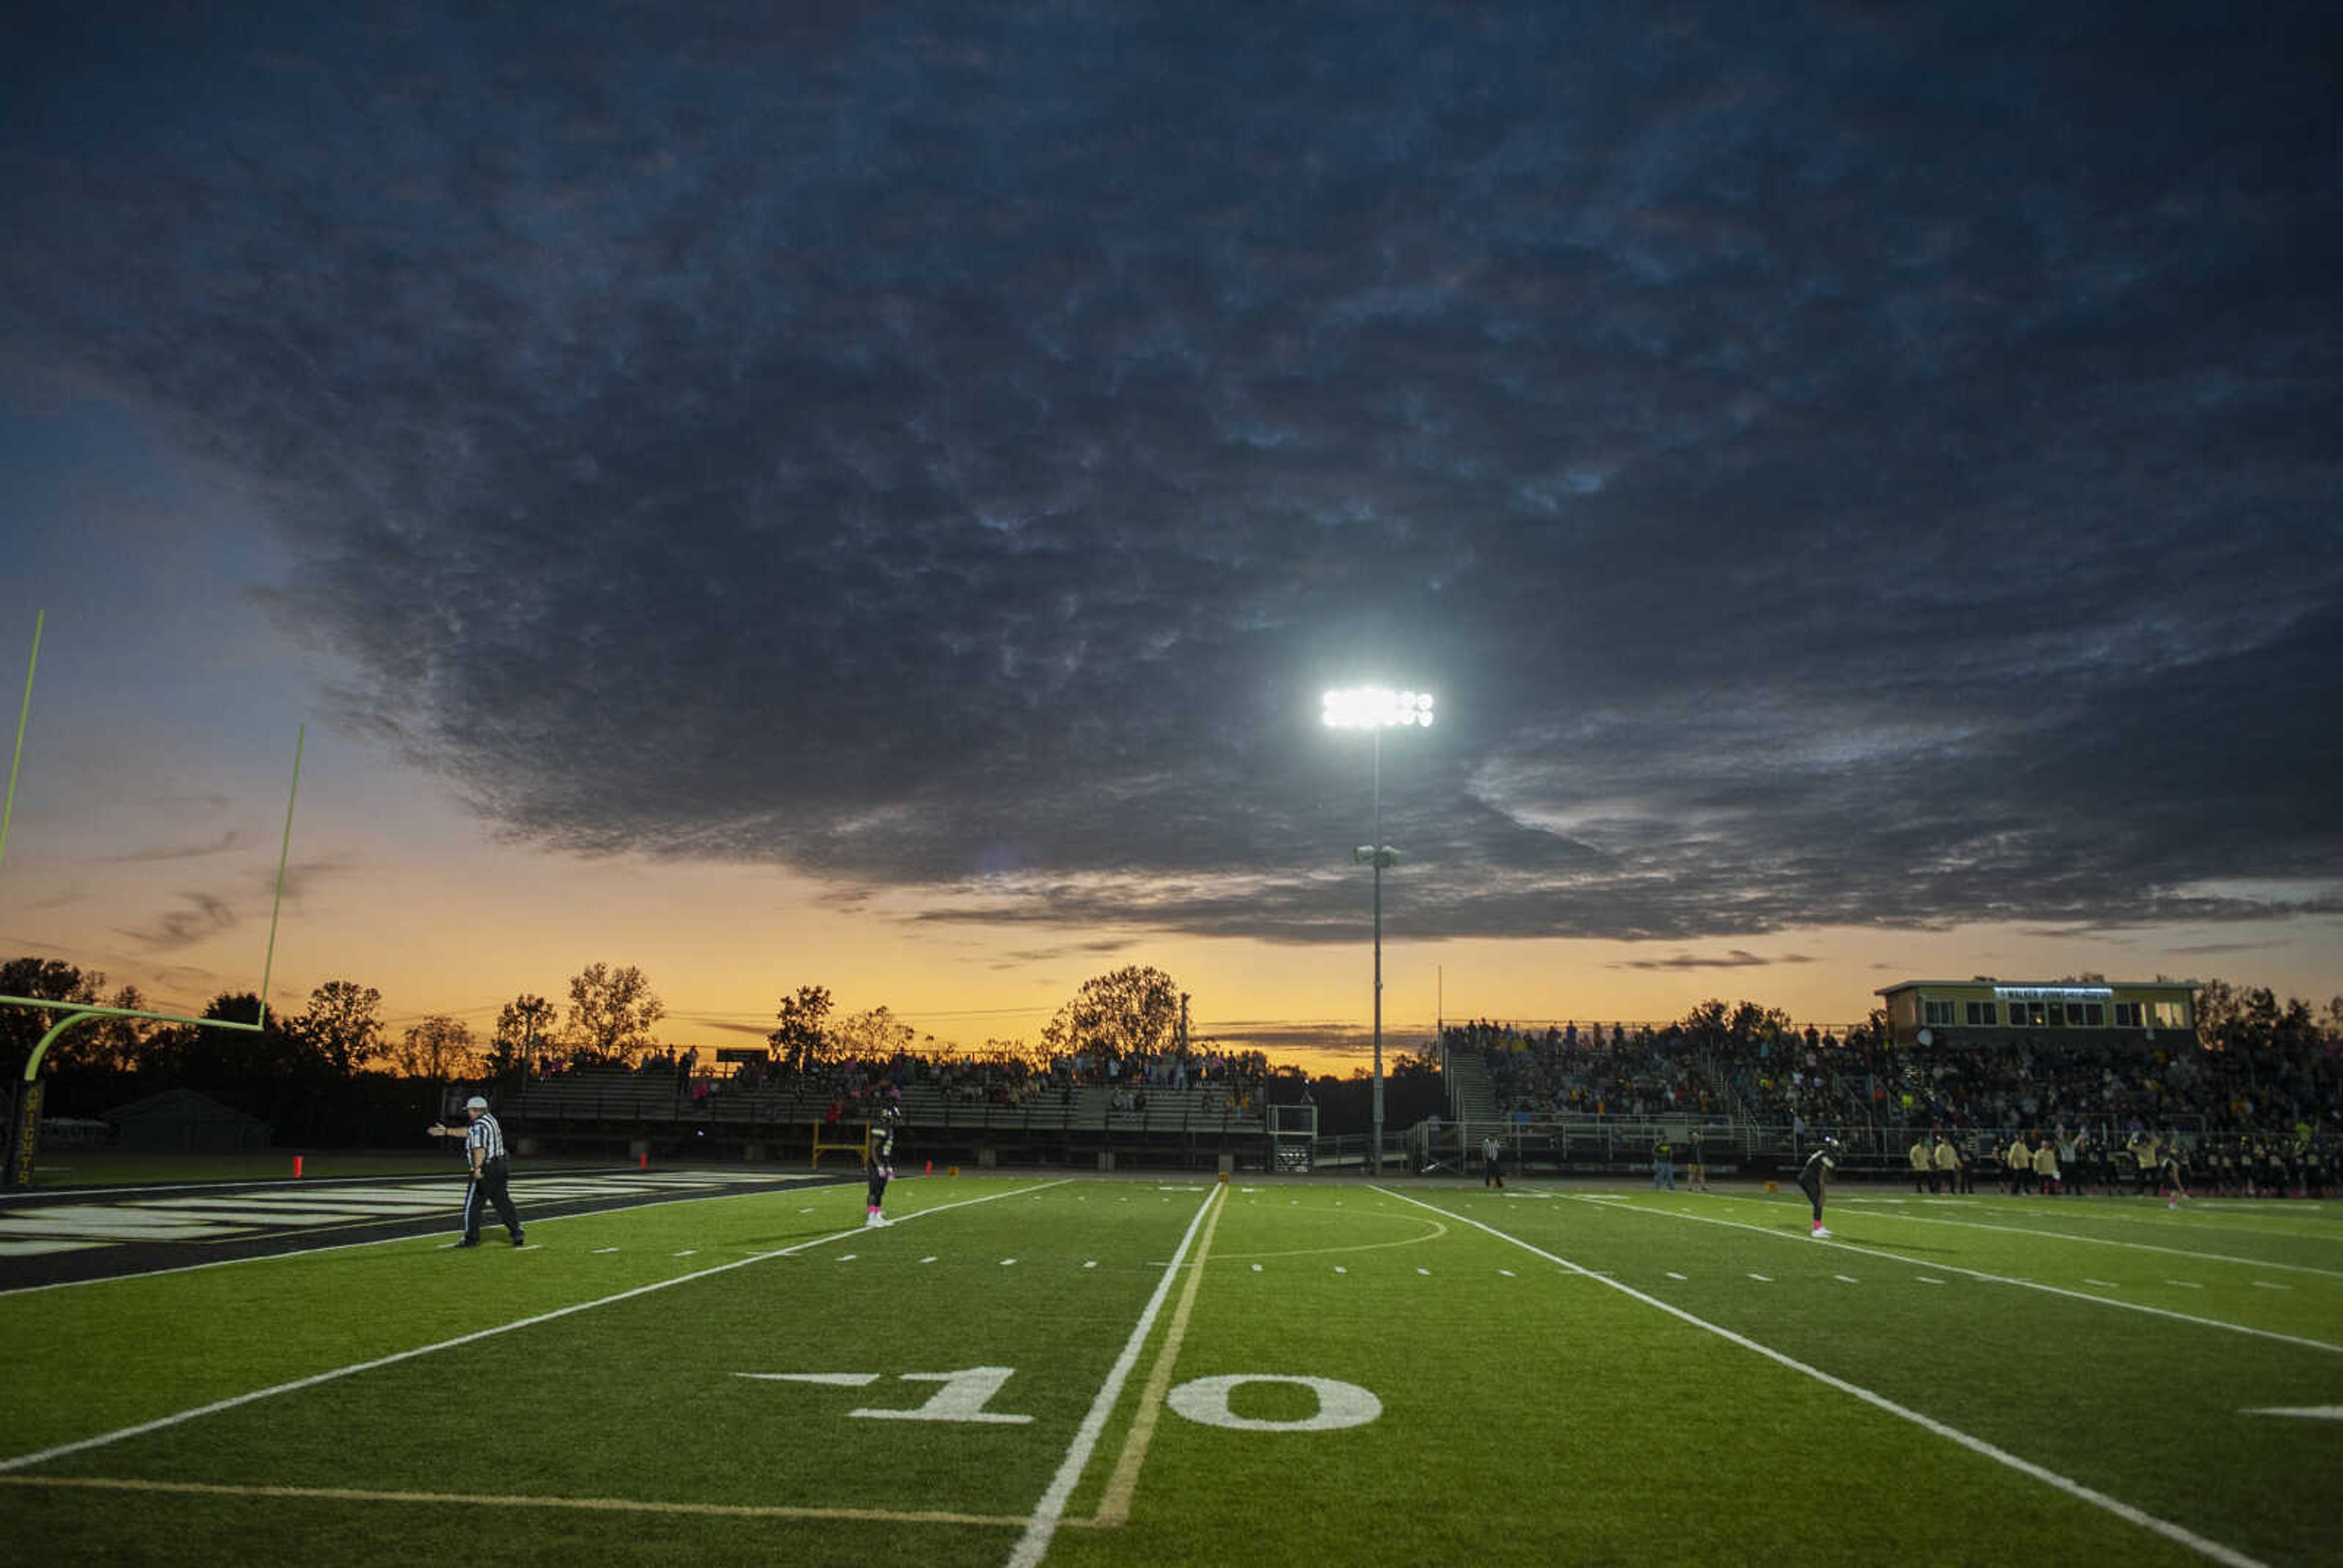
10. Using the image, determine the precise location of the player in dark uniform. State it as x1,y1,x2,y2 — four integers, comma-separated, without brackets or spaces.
1797,1137,1839,1239
2161,1139,2189,1212
865,1101,901,1229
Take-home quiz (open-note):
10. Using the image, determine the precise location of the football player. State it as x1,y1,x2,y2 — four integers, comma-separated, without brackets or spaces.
1798,1137,1839,1238
865,1100,901,1228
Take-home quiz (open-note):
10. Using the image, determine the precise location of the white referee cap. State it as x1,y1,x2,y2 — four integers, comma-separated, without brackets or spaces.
464,1095,489,1110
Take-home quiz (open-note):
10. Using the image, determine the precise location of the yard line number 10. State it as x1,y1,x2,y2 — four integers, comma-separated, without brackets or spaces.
738,1367,1384,1433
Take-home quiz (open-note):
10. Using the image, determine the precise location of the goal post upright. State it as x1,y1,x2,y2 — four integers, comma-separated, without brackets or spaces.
0,613,308,1186
256,723,306,1031
0,608,42,882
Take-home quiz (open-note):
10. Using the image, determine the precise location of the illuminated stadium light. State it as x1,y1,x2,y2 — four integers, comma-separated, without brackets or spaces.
1321,684,1434,1176
1322,686,1435,730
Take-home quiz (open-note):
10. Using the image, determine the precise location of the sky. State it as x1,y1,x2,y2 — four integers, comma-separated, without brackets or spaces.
2,1,2338,1074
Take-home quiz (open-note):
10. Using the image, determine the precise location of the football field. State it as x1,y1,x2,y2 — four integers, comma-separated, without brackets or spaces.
1,1175,2336,1566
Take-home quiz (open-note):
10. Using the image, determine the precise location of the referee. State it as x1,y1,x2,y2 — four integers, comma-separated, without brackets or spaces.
430,1094,525,1248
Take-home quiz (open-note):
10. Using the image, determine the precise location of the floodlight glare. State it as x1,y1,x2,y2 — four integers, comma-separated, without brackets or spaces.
1322,686,1435,730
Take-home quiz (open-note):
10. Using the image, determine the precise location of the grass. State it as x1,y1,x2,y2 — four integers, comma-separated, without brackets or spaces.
1,1175,2337,1566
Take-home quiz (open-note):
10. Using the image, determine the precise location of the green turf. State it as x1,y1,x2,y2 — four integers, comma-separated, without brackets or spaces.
2,1178,2336,1566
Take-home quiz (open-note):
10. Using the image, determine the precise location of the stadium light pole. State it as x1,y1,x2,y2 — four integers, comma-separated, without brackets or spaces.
1322,686,1434,1176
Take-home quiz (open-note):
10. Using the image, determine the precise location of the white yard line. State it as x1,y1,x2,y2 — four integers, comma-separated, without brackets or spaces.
1005,1184,1222,1568
0,1472,1029,1527
0,1181,1064,1475
1802,1203,2343,1279
1093,1181,1232,1525
1583,1198,2341,1355
1378,1189,2270,1568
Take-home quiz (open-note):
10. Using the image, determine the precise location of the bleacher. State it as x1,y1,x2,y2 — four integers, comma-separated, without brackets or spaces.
506,1068,1269,1171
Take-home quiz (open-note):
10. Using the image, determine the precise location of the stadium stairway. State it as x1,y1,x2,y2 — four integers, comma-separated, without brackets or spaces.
1445,1050,1499,1123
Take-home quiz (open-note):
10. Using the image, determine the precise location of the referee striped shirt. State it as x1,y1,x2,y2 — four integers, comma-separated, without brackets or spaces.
466,1112,508,1164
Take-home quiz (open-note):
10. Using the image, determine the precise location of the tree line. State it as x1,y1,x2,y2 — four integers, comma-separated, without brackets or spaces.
0,958,1234,1085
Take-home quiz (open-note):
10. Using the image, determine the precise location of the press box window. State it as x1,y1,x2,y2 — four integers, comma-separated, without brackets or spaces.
2113,1002,2144,1027
1923,1001,1955,1026
1963,1001,1998,1026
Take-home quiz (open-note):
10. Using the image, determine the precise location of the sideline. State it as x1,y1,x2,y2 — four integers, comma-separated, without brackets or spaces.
0,1180,1064,1475
1377,1187,2269,1568
1569,1193,2342,1355
1004,1183,1222,1568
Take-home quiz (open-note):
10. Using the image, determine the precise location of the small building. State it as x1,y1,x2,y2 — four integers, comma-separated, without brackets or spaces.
106,1088,273,1151
1874,979,2199,1050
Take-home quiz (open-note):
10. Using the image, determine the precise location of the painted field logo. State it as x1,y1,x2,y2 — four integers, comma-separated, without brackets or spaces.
1165,1375,1383,1433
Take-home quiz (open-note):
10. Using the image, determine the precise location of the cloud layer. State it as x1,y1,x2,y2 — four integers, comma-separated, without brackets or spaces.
4,1,2338,948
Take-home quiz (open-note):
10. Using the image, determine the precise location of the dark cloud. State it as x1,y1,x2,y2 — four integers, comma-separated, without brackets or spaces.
1612,949,1816,972
4,2,2338,948
992,938,1139,968
102,832,244,863
117,893,237,953
2163,941,2292,957
1200,1021,1389,1066
674,1015,780,1040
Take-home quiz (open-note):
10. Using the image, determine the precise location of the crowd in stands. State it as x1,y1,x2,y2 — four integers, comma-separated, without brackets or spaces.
525,1039,1275,1121
1461,1017,1860,1129
1457,1016,2342,1152
876,1045,1273,1118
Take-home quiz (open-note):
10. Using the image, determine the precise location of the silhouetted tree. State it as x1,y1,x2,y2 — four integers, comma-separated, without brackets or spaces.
293,980,386,1074
0,955,99,1072
492,993,556,1076
829,1004,915,1063
768,984,833,1073
79,984,150,1072
1042,965,1182,1062
394,1014,478,1079
564,962,664,1065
